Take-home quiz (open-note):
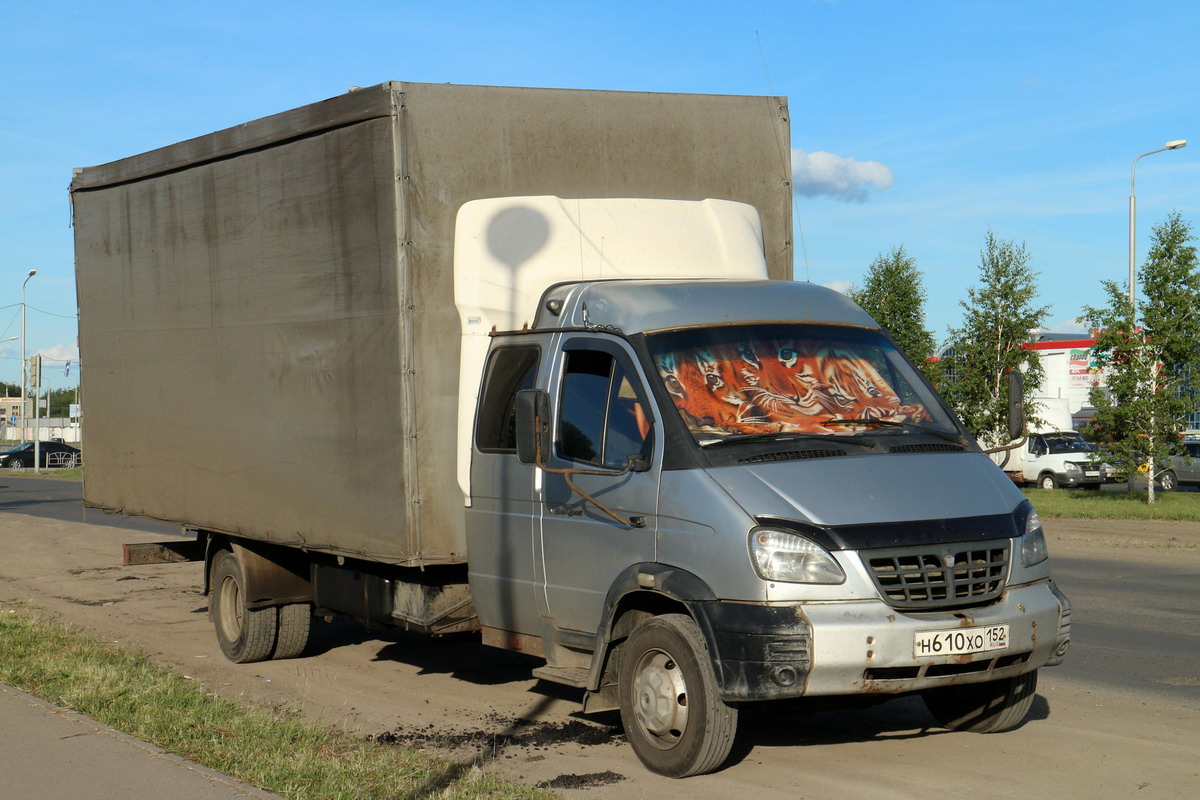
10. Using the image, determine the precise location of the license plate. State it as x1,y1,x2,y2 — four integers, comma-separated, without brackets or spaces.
914,624,1008,657
1085,471,1100,477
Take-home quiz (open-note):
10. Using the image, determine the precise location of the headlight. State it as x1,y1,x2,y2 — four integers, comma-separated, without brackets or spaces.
749,529,845,584
1064,462,1081,473
1020,507,1049,567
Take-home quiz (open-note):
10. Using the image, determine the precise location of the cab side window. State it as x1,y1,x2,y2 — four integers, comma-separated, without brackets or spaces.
476,346,539,452
557,349,651,468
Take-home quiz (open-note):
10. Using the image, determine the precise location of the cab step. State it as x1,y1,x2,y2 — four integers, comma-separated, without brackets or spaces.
532,665,590,688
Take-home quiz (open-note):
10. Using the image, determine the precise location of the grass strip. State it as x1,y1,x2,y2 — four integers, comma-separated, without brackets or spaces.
0,605,555,800
9,467,83,480
1023,488,1200,522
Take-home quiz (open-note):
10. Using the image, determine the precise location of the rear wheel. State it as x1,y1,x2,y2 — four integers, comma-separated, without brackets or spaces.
1159,470,1178,492
922,670,1038,733
1038,473,1058,490
618,614,738,778
272,602,311,659
211,550,278,663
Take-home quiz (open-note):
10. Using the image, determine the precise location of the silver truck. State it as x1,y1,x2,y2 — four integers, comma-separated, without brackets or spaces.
73,82,1069,778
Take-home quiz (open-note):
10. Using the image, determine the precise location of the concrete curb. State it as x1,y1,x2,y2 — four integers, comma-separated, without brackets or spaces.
0,682,282,799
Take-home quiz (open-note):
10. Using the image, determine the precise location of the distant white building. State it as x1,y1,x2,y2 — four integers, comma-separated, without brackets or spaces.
940,331,1199,434
1022,333,1108,428
1024,332,1200,434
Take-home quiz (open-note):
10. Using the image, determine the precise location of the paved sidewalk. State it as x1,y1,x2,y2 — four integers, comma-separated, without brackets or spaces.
0,683,281,800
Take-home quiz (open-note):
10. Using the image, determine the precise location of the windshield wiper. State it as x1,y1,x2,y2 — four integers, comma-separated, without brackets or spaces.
700,432,876,449
823,418,968,446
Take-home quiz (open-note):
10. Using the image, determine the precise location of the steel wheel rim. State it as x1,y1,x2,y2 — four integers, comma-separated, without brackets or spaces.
631,649,689,749
217,573,244,641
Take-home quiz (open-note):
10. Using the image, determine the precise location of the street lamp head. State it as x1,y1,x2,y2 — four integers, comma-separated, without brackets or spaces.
26,269,36,277
1166,139,1187,150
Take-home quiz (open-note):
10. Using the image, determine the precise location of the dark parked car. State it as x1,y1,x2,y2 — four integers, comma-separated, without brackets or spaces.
0,441,82,469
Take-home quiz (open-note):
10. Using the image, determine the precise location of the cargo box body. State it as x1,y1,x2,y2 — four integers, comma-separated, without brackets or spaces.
72,82,792,565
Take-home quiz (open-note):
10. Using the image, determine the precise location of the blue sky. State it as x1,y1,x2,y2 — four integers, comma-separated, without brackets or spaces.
2,0,1196,391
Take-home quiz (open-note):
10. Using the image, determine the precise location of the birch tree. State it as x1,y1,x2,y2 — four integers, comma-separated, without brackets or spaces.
944,232,1048,446
1083,212,1200,502
852,245,942,385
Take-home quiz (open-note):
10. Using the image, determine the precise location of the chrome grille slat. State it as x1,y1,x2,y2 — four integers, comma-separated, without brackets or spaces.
866,540,1010,609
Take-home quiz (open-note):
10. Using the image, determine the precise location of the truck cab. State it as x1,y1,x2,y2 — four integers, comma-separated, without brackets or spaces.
464,264,1070,776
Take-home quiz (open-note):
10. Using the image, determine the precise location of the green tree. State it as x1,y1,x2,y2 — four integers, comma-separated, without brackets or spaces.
944,231,1049,446
851,245,942,385
1083,212,1200,502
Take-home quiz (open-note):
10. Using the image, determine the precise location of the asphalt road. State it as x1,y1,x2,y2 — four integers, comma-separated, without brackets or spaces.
1051,551,1200,708
0,474,181,536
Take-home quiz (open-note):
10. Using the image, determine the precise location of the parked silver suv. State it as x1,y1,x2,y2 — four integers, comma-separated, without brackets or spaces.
1156,441,1200,492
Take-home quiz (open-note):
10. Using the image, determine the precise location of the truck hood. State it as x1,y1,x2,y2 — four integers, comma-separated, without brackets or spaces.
705,451,1024,529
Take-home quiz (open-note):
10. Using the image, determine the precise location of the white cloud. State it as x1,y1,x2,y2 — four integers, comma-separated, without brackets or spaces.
35,343,80,364
793,149,894,203
1041,317,1089,335
823,280,855,295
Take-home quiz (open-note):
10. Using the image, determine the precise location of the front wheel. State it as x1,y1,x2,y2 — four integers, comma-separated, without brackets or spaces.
1159,470,1178,492
1038,473,1058,490
618,614,738,778
922,670,1038,733
5,458,22,469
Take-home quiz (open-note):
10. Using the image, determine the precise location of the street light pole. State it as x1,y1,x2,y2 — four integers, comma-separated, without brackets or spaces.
19,269,36,445
1129,140,1187,307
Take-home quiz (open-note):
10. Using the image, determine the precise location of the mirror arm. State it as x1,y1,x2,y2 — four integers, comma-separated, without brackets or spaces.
983,434,1028,456
533,418,646,528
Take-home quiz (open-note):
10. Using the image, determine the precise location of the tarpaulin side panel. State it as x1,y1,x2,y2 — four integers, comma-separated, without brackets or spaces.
75,82,793,566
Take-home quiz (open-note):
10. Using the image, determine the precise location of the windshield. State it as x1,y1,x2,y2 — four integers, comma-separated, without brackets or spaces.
1039,433,1094,454
645,323,959,443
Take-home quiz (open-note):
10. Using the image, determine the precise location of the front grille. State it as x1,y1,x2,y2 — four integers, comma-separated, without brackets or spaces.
866,540,1010,609
738,449,846,465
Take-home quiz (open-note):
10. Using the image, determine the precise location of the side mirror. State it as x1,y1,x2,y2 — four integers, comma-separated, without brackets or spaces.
515,389,551,465
1007,369,1026,442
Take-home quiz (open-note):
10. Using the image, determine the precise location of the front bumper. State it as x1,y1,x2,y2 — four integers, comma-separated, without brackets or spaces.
1060,473,1103,487
695,579,1068,702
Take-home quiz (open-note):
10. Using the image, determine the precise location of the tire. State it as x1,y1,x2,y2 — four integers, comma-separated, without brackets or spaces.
618,614,738,778
1159,471,1178,492
922,669,1038,733
1038,473,1058,490
210,550,278,663
5,458,23,469
272,602,311,659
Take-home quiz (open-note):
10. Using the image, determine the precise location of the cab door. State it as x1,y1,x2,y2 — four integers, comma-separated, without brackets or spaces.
536,336,660,635
466,343,544,637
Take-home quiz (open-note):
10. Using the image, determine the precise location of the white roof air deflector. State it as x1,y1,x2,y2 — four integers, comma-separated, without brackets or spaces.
453,196,769,501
